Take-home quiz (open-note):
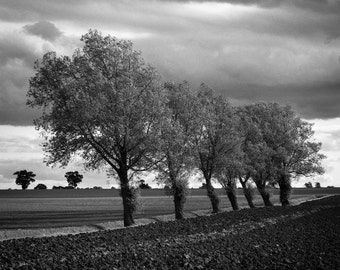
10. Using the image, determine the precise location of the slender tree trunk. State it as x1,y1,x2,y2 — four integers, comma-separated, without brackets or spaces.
256,182,273,207
239,178,255,209
278,173,291,207
173,184,186,219
243,188,256,208
225,181,239,211
119,169,135,227
205,179,220,213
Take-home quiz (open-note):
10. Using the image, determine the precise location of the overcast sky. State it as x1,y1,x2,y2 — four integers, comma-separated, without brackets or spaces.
0,0,339,189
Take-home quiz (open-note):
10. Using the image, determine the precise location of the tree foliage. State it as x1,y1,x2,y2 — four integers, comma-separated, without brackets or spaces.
34,183,47,189
26,29,326,223
191,84,241,213
241,103,325,206
154,81,197,219
305,182,313,188
27,30,166,226
138,180,151,189
14,170,36,190
65,171,83,188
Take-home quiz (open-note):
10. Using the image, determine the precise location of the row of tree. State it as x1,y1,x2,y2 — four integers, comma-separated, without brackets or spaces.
304,182,322,188
26,29,325,226
13,170,83,189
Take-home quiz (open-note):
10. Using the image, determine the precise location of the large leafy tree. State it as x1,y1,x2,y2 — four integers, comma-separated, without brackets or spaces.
154,81,197,219
215,107,263,209
243,103,325,206
65,171,83,188
27,30,165,226
14,170,36,190
233,107,265,208
192,85,240,213
268,107,325,206
242,103,279,206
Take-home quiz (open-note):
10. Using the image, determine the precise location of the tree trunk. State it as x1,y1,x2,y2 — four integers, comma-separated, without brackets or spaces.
173,184,186,219
120,185,136,226
239,178,255,208
256,184,273,207
278,173,291,207
205,180,220,213
225,184,239,211
119,169,135,227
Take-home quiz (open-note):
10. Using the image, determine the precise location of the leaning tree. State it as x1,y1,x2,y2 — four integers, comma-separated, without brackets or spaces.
14,170,36,190
231,107,266,208
241,103,279,207
27,30,166,226
192,84,240,213
154,81,197,219
215,151,243,211
243,103,325,206
267,105,326,206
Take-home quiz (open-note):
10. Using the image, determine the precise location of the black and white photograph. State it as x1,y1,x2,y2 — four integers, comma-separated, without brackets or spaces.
0,1,339,269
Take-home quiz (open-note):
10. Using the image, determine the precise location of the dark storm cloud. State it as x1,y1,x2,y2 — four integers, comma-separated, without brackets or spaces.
1,0,339,42
0,35,37,66
0,0,84,22
285,82,340,120
160,0,340,13
0,0,339,124
23,21,62,41
136,26,340,120
216,82,340,120
0,107,41,126
0,33,44,125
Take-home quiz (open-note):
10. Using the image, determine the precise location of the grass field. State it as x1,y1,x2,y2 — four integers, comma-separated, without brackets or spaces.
1,188,337,230
1,187,339,198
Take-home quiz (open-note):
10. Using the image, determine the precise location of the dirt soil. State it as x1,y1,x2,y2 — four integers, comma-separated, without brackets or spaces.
0,195,339,269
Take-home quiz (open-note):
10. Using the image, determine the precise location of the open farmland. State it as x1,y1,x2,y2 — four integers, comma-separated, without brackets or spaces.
0,188,339,230
0,195,339,269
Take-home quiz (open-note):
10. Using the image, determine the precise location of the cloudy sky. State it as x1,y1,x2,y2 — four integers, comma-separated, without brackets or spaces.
0,0,339,189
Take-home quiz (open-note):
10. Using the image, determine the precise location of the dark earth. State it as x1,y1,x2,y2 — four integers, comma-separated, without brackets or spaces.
0,195,339,269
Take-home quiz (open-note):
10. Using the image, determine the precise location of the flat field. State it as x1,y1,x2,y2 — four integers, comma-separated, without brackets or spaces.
0,188,339,230
1,195,339,269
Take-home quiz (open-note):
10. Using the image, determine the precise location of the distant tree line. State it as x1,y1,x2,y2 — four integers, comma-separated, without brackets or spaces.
304,182,323,188
26,29,326,227
13,170,84,190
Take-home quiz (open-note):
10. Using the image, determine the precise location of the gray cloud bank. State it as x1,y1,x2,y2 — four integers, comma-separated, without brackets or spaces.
0,0,339,125
23,21,62,41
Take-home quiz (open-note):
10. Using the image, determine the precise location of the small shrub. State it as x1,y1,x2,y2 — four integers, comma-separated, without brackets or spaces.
34,183,47,190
